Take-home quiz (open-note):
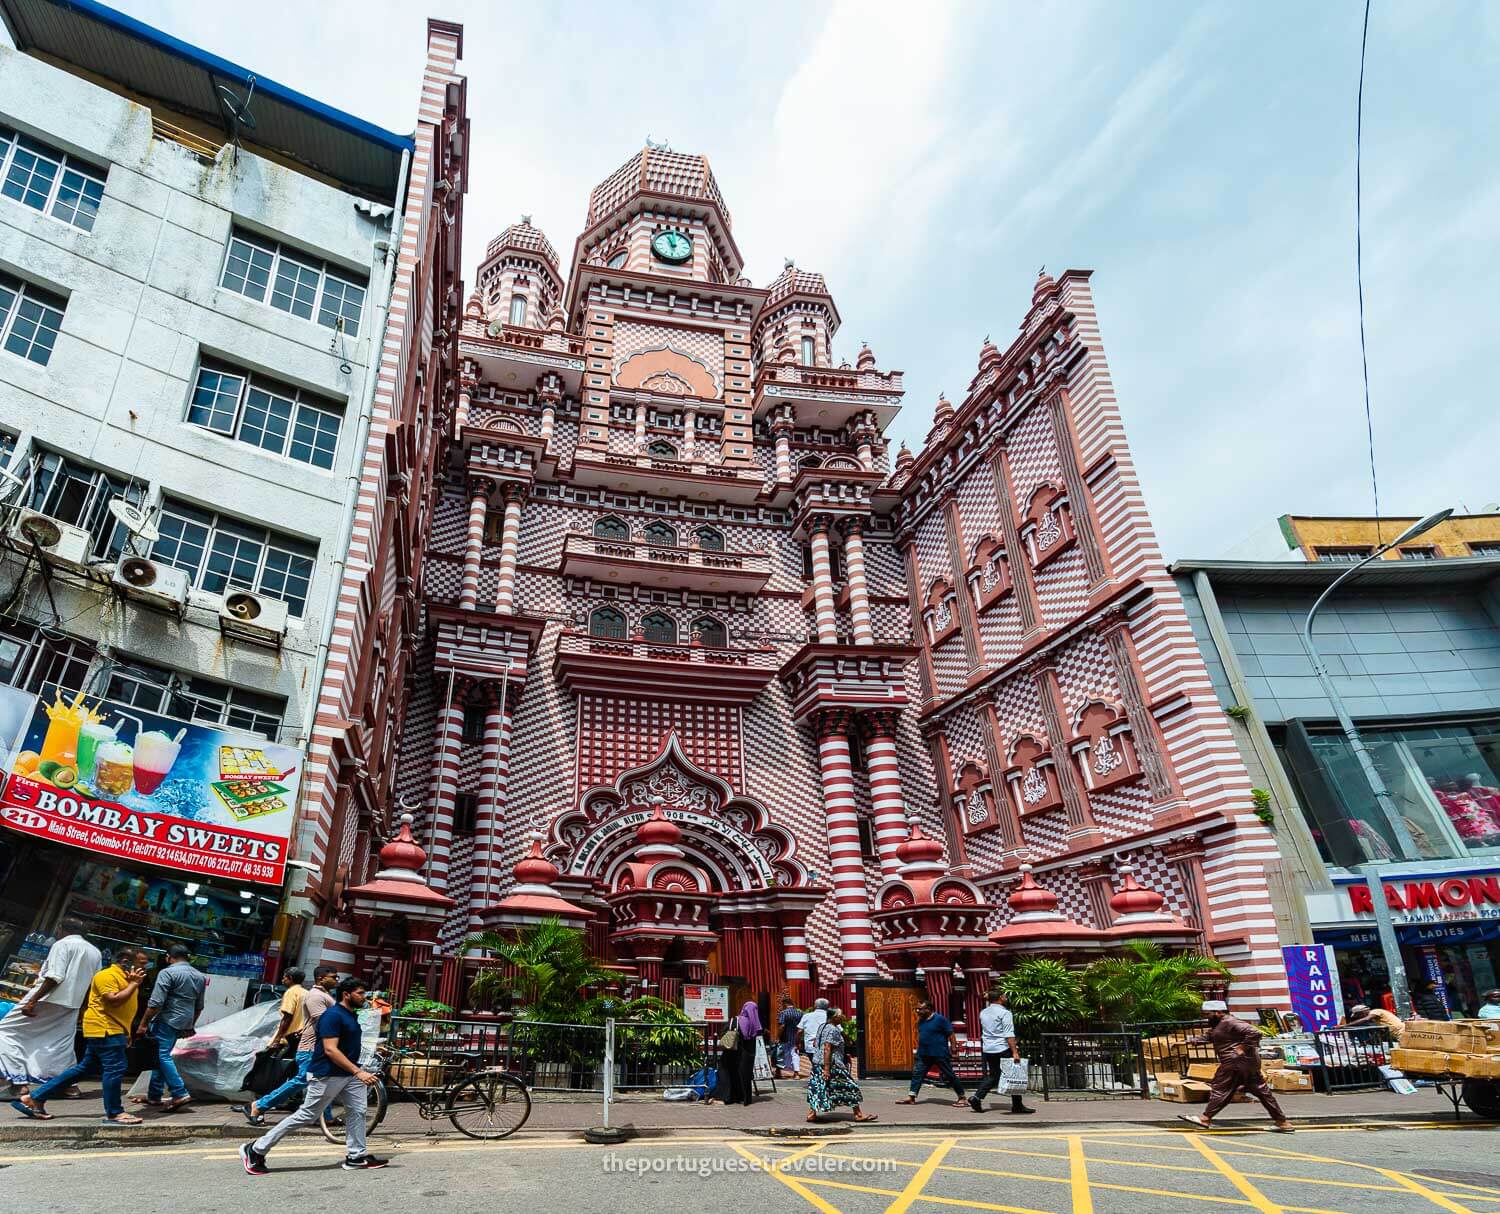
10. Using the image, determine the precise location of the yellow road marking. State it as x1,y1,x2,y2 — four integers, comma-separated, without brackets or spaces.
1371,1169,1476,1214
885,1136,957,1214
797,1176,1056,1214
727,1141,839,1214
1186,1133,1285,1214
1068,1135,1094,1214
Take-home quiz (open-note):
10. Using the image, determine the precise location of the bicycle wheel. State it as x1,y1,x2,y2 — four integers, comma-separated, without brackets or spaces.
319,1079,387,1144
445,1072,530,1140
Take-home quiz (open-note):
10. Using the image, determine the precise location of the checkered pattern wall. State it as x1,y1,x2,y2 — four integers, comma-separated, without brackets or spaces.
612,320,724,391
580,696,743,788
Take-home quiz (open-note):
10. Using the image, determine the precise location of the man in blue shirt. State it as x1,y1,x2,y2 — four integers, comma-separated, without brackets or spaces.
896,1000,968,1107
240,977,387,1175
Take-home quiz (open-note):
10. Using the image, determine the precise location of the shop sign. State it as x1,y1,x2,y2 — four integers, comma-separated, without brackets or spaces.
1346,875,1500,922
683,983,729,1022
0,686,302,886
1281,944,1344,1032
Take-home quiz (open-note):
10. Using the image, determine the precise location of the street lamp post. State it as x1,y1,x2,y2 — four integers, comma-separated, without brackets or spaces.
1298,509,1452,1020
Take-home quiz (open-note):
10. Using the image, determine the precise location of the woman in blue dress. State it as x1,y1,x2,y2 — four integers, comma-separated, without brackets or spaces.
806,1008,877,1124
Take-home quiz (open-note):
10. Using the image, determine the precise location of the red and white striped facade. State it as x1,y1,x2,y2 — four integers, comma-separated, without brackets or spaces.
306,119,1289,1016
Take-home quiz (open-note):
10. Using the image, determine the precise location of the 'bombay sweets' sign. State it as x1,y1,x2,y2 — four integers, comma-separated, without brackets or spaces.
0,686,301,886
1346,874,1500,922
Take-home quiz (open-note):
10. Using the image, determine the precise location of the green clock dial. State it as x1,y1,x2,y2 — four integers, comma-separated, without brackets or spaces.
651,230,693,264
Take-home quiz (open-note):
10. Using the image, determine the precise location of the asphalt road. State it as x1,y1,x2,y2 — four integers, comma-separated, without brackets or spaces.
3,1120,1499,1213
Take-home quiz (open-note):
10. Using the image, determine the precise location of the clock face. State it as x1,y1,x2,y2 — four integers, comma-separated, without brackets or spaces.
651,230,693,264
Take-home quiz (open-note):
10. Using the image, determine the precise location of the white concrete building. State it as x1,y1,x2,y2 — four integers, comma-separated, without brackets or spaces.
0,0,413,984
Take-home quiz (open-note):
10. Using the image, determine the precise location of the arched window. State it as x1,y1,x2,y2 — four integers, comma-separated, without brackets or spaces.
643,521,677,547
606,249,628,269
691,616,727,648
589,606,626,639
508,295,527,327
695,526,725,551
800,335,816,365
593,516,630,541
641,611,677,644
647,439,678,459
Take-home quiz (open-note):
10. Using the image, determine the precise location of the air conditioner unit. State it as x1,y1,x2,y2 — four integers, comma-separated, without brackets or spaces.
8,509,91,568
111,555,188,615
219,589,289,647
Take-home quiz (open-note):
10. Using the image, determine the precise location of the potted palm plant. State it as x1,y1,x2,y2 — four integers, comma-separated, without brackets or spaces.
998,958,1087,1091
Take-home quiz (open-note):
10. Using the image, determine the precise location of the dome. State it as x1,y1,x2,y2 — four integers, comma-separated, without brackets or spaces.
896,822,944,871
483,217,560,269
1007,865,1057,915
855,342,876,371
1108,865,1166,917
1032,266,1056,306
512,837,560,887
377,813,427,875
635,801,683,849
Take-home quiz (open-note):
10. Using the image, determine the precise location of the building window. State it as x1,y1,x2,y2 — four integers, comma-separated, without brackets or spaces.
642,521,677,547
1468,543,1500,557
186,360,343,469
694,526,724,551
104,656,286,738
508,295,527,327
606,250,627,269
0,126,106,232
0,620,93,700
593,516,630,541
220,229,366,336
1316,547,1374,563
153,500,317,616
641,611,677,644
589,606,626,640
453,793,478,835
690,616,726,648
800,336,815,365
0,273,66,366
462,702,487,745
646,440,678,459
856,814,877,861
23,451,142,560
1399,546,1439,560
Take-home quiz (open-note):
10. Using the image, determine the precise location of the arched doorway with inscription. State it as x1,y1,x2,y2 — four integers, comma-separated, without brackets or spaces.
540,734,828,1005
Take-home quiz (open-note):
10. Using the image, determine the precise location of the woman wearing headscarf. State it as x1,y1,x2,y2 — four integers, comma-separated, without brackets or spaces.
806,1008,876,1124
706,999,762,1106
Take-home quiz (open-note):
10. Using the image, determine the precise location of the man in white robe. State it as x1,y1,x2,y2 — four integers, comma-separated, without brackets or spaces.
0,919,101,1091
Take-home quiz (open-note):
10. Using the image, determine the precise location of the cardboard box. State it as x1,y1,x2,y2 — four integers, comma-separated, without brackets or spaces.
1449,1021,1500,1054
1401,1021,1456,1052
1448,1053,1500,1078
1187,1062,1221,1081
1157,1078,1211,1103
1268,1068,1313,1092
1259,1055,1286,1072
1391,1047,1451,1075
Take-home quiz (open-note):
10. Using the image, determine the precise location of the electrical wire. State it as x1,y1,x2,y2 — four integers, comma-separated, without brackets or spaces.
1356,0,1381,544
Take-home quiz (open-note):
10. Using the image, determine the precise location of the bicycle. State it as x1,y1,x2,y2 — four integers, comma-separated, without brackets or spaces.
319,1045,531,1142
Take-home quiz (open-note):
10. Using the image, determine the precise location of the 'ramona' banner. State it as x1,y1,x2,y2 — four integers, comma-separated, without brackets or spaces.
0,685,301,885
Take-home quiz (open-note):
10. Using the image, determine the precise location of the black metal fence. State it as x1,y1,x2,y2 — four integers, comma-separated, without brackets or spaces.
1312,1024,1391,1093
1126,1019,1214,1077
1034,1032,1150,1101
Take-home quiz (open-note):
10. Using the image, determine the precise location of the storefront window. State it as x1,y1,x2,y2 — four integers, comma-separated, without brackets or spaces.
1281,719,1500,867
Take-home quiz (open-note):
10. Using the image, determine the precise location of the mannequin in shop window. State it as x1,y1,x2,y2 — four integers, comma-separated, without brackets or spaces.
1430,775,1500,845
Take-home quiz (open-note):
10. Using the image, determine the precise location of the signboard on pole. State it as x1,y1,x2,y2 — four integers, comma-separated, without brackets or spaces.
1281,944,1345,1032
0,688,302,886
683,983,729,1022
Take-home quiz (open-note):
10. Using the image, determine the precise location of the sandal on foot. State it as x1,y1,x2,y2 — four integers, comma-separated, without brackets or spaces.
894,1097,917,1105
1177,1114,1212,1129
164,1097,193,1112
10,1098,51,1120
128,1096,163,1107
232,1104,267,1127
103,1113,144,1126
853,1113,878,1123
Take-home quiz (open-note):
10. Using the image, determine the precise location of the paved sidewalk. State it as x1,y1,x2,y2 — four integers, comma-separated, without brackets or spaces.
1,1074,1473,1145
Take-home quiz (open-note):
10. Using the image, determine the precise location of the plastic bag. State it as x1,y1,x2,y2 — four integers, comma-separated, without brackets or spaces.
662,1087,699,1101
999,1057,1030,1094
687,1066,716,1098
129,999,285,1101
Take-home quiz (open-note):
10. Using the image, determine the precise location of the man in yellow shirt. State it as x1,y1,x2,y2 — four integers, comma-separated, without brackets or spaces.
12,947,150,1125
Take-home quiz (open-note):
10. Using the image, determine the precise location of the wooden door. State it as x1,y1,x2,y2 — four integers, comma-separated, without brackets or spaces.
859,982,921,1077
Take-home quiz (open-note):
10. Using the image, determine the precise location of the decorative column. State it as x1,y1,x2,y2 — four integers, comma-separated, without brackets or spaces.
772,412,794,482
454,364,476,431
682,408,697,460
922,960,955,1020
426,677,470,891
1030,661,1103,846
841,518,875,644
467,683,515,928
1045,387,1111,591
459,478,494,610
537,377,560,448
962,957,992,1042
814,709,879,977
853,415,877,472
1094,609,1181,807
492,485,525,615
860,710,911,877
992,448,1042,637
807,517,839,643
634,400,647,449
1076,858,1116,931
978,699,1023,851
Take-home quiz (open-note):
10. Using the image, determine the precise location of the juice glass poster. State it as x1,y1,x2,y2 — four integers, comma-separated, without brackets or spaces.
0,688,302,885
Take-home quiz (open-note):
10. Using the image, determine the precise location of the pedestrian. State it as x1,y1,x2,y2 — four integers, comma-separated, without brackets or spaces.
1177,1000,1294,1133
709,999,761,1106
0,916,100,1094
239,976,386,1175
896,1000,968,1108
235,964,338,1125
1478,990,1500,1020
132,943,205,1111
776,992,803,1079
969,989,1034,1115
797,997,829,1070
11,946,151,1125
1411,979,1450,1021
806,1008,877,1124
1341,1003,1403,1039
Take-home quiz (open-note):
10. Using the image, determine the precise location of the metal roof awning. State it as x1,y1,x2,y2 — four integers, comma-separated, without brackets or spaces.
1170,556,1500,591
1,0,412,202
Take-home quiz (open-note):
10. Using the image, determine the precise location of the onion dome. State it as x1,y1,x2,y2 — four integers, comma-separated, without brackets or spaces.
896,823,945,877
1101,864,1190,941
989,863,1103,949
1007,864,1058,916
855,342,876,372
342,813,455,914
926,392,954,444
978,333,1001,373
635,801,683,852
512,836,561,888
895,443,914,474
1032,266,1056,306
480,830,592,927
1108,865,1164,917
464,291,484,324
377,813,427,876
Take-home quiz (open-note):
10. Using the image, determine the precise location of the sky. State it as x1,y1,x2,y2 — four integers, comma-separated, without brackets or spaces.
14,1,1499,560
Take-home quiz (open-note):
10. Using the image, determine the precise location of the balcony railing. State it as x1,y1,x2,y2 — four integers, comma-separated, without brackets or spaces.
488,324,584,356
554,629,780,703
560,532,772,593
